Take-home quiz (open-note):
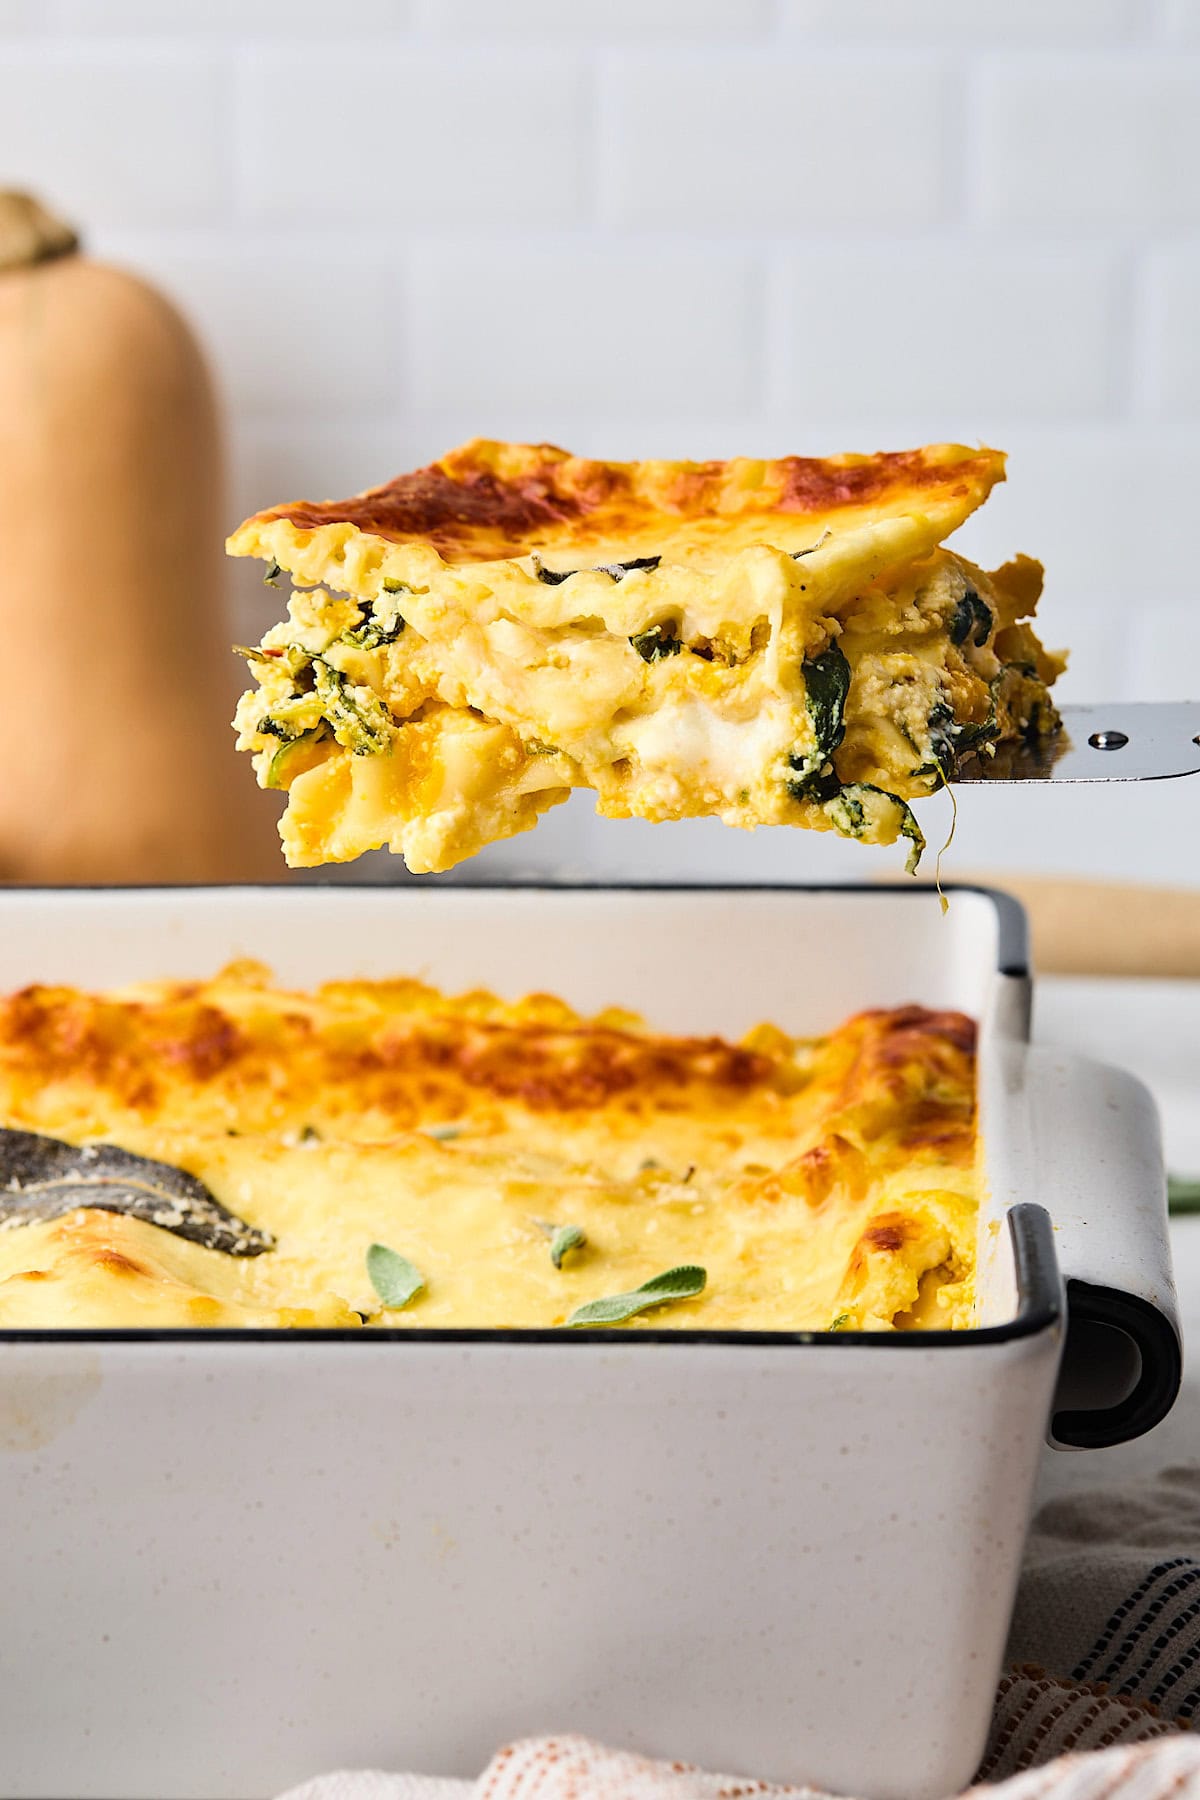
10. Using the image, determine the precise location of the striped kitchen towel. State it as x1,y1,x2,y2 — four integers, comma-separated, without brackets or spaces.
280,1467,1200,1800
981,1465,1200,1777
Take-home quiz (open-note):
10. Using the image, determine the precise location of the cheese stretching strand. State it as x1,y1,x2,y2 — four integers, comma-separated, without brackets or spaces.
0,967,979,1332
228,440,1064,874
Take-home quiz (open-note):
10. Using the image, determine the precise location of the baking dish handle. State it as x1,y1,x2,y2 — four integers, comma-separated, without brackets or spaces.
1003,1045,1182,1450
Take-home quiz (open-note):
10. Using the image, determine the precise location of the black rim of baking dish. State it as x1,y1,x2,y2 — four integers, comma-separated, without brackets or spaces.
0,881,1180,1443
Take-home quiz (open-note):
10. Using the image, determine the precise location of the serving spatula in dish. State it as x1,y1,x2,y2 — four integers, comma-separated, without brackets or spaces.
955,702,1200,783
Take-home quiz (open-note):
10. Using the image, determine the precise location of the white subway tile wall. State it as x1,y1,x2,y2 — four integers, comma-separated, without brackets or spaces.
976,58,1200,232
4,0,1198,885
409,246,759,415
1143,249,1200,417
598,53,952,231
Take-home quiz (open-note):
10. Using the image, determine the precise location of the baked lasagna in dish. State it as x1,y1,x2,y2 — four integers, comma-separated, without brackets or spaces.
229,440,1064,874
0,967,978,1332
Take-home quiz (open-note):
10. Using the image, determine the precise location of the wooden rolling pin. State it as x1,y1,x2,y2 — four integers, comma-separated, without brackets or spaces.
942,875,1200,978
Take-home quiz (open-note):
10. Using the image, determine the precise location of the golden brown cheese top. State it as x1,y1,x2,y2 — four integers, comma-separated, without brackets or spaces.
0,967,979,1332
233,437,1006,569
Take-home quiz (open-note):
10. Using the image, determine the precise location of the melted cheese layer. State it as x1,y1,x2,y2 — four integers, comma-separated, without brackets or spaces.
0,965,979,1333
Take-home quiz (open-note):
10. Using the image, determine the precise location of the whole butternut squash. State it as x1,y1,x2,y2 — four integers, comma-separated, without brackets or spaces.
0,192,279,882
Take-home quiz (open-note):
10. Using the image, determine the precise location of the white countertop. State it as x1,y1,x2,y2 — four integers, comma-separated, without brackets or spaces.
1035,977,1200,1495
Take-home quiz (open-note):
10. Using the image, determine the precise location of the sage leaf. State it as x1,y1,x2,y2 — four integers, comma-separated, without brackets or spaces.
366,1242,425,1311
549,1223,587,1269
565,1264,706,1328
1168,1174,1200,1215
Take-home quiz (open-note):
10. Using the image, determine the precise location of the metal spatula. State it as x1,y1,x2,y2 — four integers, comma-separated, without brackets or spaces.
955,703,1200,782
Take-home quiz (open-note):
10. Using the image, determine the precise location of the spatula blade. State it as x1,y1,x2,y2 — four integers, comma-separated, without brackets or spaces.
954,702,1200,783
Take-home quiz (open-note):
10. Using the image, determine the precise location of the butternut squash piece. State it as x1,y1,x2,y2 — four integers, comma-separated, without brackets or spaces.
0,192,278,882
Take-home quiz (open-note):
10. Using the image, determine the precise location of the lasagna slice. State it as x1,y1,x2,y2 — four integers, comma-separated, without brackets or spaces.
228,440,1063,875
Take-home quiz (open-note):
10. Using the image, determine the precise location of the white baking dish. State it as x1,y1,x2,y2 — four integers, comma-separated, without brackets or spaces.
0,884,1180,1800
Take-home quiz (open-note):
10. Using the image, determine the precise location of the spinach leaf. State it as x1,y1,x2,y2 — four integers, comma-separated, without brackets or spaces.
826,787,866,836
924,701,957,771
630,624,682,663
786,643,850,799
825,783,926,874
787,765,842,804
366,1243,425,1311
343,585,408,651
954,705,1000,753
913,693,1000,782
534,554,661,586
264,724,330,790
950,590,993,648
564,1264,706,1328
236,641,313,682
531,560,571,587
263,561,283,586
312,659,393,755
897,803,926,875
343,609,406,651
804,644,851,756
255,691,323,743
596,556,661,581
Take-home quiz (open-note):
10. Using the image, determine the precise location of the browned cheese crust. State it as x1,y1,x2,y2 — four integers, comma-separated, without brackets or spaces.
241,438,1007,566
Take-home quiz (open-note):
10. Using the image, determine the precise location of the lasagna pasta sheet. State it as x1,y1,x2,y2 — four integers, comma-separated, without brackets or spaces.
0,966,978,1332
228,440,1063,874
